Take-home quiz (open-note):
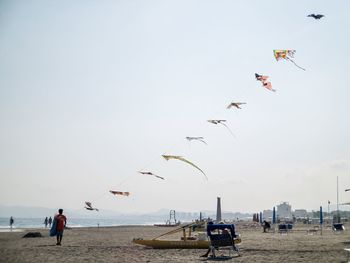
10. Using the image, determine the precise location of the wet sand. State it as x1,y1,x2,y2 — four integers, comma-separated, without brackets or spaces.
0,222,349,262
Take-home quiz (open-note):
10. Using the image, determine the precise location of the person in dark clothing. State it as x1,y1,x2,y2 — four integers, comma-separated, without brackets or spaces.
263,220,271,232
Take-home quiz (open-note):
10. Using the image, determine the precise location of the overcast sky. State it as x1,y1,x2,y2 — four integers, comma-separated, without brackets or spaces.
1,0,349,214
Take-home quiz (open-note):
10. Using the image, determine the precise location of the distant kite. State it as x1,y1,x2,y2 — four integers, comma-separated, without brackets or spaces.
110,190,130,196
85,202,99,211
345,189,350,192
162,155,207,180
208,119,235,137
307,14,324,19
138,171,165,180
273,50,306,71
227,102,246,109
186,136,207,145
255,73,275,92
208,119,226,125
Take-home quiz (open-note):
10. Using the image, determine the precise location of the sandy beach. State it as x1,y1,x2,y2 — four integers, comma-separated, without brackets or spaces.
0,222,349,263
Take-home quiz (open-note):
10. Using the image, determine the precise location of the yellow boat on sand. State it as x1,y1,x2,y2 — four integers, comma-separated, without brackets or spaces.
133,222,241,249
133,238,209,249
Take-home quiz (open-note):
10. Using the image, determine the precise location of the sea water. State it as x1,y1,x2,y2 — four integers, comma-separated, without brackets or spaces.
0,217,155,230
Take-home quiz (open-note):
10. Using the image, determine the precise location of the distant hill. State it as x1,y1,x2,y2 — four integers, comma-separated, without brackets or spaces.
0,205,253,222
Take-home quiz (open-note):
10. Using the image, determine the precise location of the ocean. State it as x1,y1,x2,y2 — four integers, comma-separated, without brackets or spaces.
0,217,157,231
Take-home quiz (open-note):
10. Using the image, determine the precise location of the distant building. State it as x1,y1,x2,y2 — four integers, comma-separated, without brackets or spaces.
262,209,273,221
277,202,292,219
293,209,308,219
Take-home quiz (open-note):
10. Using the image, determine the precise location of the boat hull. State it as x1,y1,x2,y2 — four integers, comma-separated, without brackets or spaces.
133,238,209,249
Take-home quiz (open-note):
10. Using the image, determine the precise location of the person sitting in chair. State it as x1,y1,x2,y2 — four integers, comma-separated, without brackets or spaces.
263,220,271,233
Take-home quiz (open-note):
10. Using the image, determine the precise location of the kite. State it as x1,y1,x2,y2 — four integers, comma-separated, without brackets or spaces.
186,136,207,145
307,14,324,19
273,50,306,71
345,189,350,192
110,190,130,196
255,73,275,92
84,202,99,211
208,119,226,125
207,119,235,137
227,102,246,109
162,154,207,180
138,171,165,180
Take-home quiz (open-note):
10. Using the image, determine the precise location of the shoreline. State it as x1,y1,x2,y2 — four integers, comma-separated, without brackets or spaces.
1,223,349,262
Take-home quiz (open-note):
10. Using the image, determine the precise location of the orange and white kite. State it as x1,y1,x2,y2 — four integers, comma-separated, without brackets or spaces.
109,190,130,197
138,171,165,180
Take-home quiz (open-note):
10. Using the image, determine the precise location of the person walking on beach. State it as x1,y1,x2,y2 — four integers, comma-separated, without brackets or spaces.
55,209,67,245
44,217,48,228
9,216,14,231
48,216,52,227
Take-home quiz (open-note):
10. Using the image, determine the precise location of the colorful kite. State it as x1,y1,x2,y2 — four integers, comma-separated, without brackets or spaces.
273,50,306,71
186,136,207,145
110,190,130,196
227,102,246,109
162,155,207,180
208,119,235,137
84,202,99,211
255,73,275,92
138,171,165,180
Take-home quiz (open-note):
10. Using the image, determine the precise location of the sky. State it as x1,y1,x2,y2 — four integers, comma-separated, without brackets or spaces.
1,0,350,215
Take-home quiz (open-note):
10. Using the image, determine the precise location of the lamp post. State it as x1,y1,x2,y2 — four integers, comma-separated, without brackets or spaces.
327,200,330,224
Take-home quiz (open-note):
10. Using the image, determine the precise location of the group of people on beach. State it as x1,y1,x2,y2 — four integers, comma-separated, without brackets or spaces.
9,209,67,245
44,216,53,228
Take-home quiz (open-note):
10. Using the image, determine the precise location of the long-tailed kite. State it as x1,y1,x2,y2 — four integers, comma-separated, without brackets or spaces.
162,154,207,180
207,119,235,137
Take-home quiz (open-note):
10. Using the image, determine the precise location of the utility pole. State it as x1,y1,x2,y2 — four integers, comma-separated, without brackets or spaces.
337,176,340,223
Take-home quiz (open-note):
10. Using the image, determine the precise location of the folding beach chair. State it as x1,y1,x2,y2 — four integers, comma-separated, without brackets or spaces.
332,223,345,233
206,224,240,259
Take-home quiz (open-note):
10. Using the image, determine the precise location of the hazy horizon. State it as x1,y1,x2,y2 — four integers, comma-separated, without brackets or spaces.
1,0,350,214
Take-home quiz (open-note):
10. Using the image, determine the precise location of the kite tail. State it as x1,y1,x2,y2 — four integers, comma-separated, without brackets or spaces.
179,157,208,180
221,123,236,138
287,58,306,71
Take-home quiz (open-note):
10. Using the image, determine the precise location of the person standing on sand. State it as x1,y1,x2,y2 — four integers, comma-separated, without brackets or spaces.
48,216,52,227
55,209,67,245
9,216,14,230
44,217,48,228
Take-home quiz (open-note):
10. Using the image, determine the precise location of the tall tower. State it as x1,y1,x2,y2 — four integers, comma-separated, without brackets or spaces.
216,197,222,222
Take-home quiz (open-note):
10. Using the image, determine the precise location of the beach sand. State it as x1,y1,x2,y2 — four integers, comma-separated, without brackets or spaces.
0,222,349,262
